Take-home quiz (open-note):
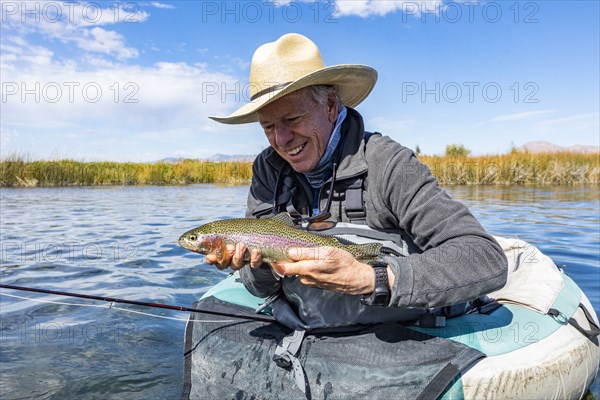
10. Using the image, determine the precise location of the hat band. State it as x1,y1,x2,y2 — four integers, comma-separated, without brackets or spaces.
250,81,292,101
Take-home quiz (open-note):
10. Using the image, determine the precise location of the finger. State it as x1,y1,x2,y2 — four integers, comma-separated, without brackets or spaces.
215,261,229,270
214,244,235,270
277,261,293,275
206,252,228,269
250,248,263,269
271,262,286,276
278,260,316,277
205,254,218,265
230,243,247,269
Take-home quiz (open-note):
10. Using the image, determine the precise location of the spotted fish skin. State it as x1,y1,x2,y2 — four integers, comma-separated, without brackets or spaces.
178,213,382,264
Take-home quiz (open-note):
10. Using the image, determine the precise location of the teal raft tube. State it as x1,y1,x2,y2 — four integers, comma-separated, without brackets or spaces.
182,237,600,399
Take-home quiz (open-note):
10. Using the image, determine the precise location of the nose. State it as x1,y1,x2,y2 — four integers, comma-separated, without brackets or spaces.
274,123,294,147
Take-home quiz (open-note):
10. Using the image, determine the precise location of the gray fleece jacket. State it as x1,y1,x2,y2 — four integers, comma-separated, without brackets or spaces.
240,107,507,315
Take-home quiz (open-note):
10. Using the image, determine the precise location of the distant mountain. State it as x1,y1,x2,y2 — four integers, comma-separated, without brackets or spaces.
520,141,599,154
157,157,184,163
206,154,256,162
156,154,256,163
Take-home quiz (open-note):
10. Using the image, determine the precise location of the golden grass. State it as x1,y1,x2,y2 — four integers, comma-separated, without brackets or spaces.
1,152,598,187
0,157,253,187
419,152,599,185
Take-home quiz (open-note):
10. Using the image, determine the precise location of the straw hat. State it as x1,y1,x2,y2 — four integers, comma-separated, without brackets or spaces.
209,33,377,125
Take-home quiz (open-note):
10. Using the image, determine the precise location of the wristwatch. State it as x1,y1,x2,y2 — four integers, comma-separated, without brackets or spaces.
360,261,391,306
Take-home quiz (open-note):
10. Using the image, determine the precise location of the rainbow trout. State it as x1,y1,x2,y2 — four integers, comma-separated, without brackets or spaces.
178,213,382,273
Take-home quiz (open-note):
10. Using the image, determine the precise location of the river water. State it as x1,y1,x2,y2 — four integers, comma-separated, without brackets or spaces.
1,184,598,399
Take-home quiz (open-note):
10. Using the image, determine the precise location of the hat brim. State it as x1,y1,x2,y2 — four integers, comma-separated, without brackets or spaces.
209,65,377,125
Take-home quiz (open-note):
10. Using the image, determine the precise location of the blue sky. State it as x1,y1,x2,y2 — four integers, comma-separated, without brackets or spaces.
1,0,598,161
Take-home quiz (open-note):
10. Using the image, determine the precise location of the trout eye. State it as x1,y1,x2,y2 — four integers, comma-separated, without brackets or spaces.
188,234,198,242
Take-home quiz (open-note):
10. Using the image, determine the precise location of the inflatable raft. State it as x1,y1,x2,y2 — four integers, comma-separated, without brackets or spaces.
182,237,599,399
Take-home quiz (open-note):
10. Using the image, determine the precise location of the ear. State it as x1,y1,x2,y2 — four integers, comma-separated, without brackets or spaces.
326,93,339,123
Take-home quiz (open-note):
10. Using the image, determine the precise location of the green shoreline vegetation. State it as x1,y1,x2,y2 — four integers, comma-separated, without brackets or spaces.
1,152,599,187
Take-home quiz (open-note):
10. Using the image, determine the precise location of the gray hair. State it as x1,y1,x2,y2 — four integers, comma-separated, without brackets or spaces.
309,85,341,110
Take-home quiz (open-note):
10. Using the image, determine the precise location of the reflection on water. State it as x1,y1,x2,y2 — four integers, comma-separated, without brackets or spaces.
448,185,600,204
1,184,598,398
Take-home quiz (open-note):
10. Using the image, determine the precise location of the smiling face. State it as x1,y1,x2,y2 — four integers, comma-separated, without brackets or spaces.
257,87,339,173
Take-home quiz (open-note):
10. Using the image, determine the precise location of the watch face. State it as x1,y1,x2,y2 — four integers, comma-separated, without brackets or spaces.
360,291,390,306
373,292,391,306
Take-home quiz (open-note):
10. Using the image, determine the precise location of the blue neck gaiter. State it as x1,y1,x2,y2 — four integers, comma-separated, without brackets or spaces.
303,106,347,189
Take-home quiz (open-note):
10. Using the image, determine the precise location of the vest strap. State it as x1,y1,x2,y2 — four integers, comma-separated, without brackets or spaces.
342,131,379,223
345,177,366,222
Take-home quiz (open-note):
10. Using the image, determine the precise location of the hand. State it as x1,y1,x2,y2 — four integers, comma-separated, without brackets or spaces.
274,246,377,295
205,243,263,270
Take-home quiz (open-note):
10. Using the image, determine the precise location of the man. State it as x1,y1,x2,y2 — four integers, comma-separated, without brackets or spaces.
206,33,507,327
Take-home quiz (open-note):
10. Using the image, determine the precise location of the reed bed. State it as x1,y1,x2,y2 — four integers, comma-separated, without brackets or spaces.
419,152,599,185
0,157,253,187
1,152,598,187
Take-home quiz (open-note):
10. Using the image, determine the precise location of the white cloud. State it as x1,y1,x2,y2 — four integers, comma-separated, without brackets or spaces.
74,27,139,59
149,2,176,10
0,36,254,161
335,0,443,18
1,36,55,70
0,2,275,161
1,1,148,60
491,110,555,122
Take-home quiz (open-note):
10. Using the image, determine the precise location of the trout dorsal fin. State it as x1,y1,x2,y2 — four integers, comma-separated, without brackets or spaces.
269,212,296,227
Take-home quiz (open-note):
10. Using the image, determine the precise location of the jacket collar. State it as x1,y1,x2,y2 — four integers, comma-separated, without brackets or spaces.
264,107,369,181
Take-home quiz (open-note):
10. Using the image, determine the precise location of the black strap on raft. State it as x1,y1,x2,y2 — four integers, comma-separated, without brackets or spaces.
272,329,308,394
0,284,274,323
548,303,600,340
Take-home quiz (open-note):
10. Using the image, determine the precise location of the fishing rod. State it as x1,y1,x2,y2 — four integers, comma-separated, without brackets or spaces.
0,284,274,323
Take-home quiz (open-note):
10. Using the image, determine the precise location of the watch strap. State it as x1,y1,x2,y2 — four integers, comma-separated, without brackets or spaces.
361,261,390,306
373,265,388,286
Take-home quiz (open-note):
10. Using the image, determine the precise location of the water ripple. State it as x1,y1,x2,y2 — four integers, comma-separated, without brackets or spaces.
1,184,598,398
